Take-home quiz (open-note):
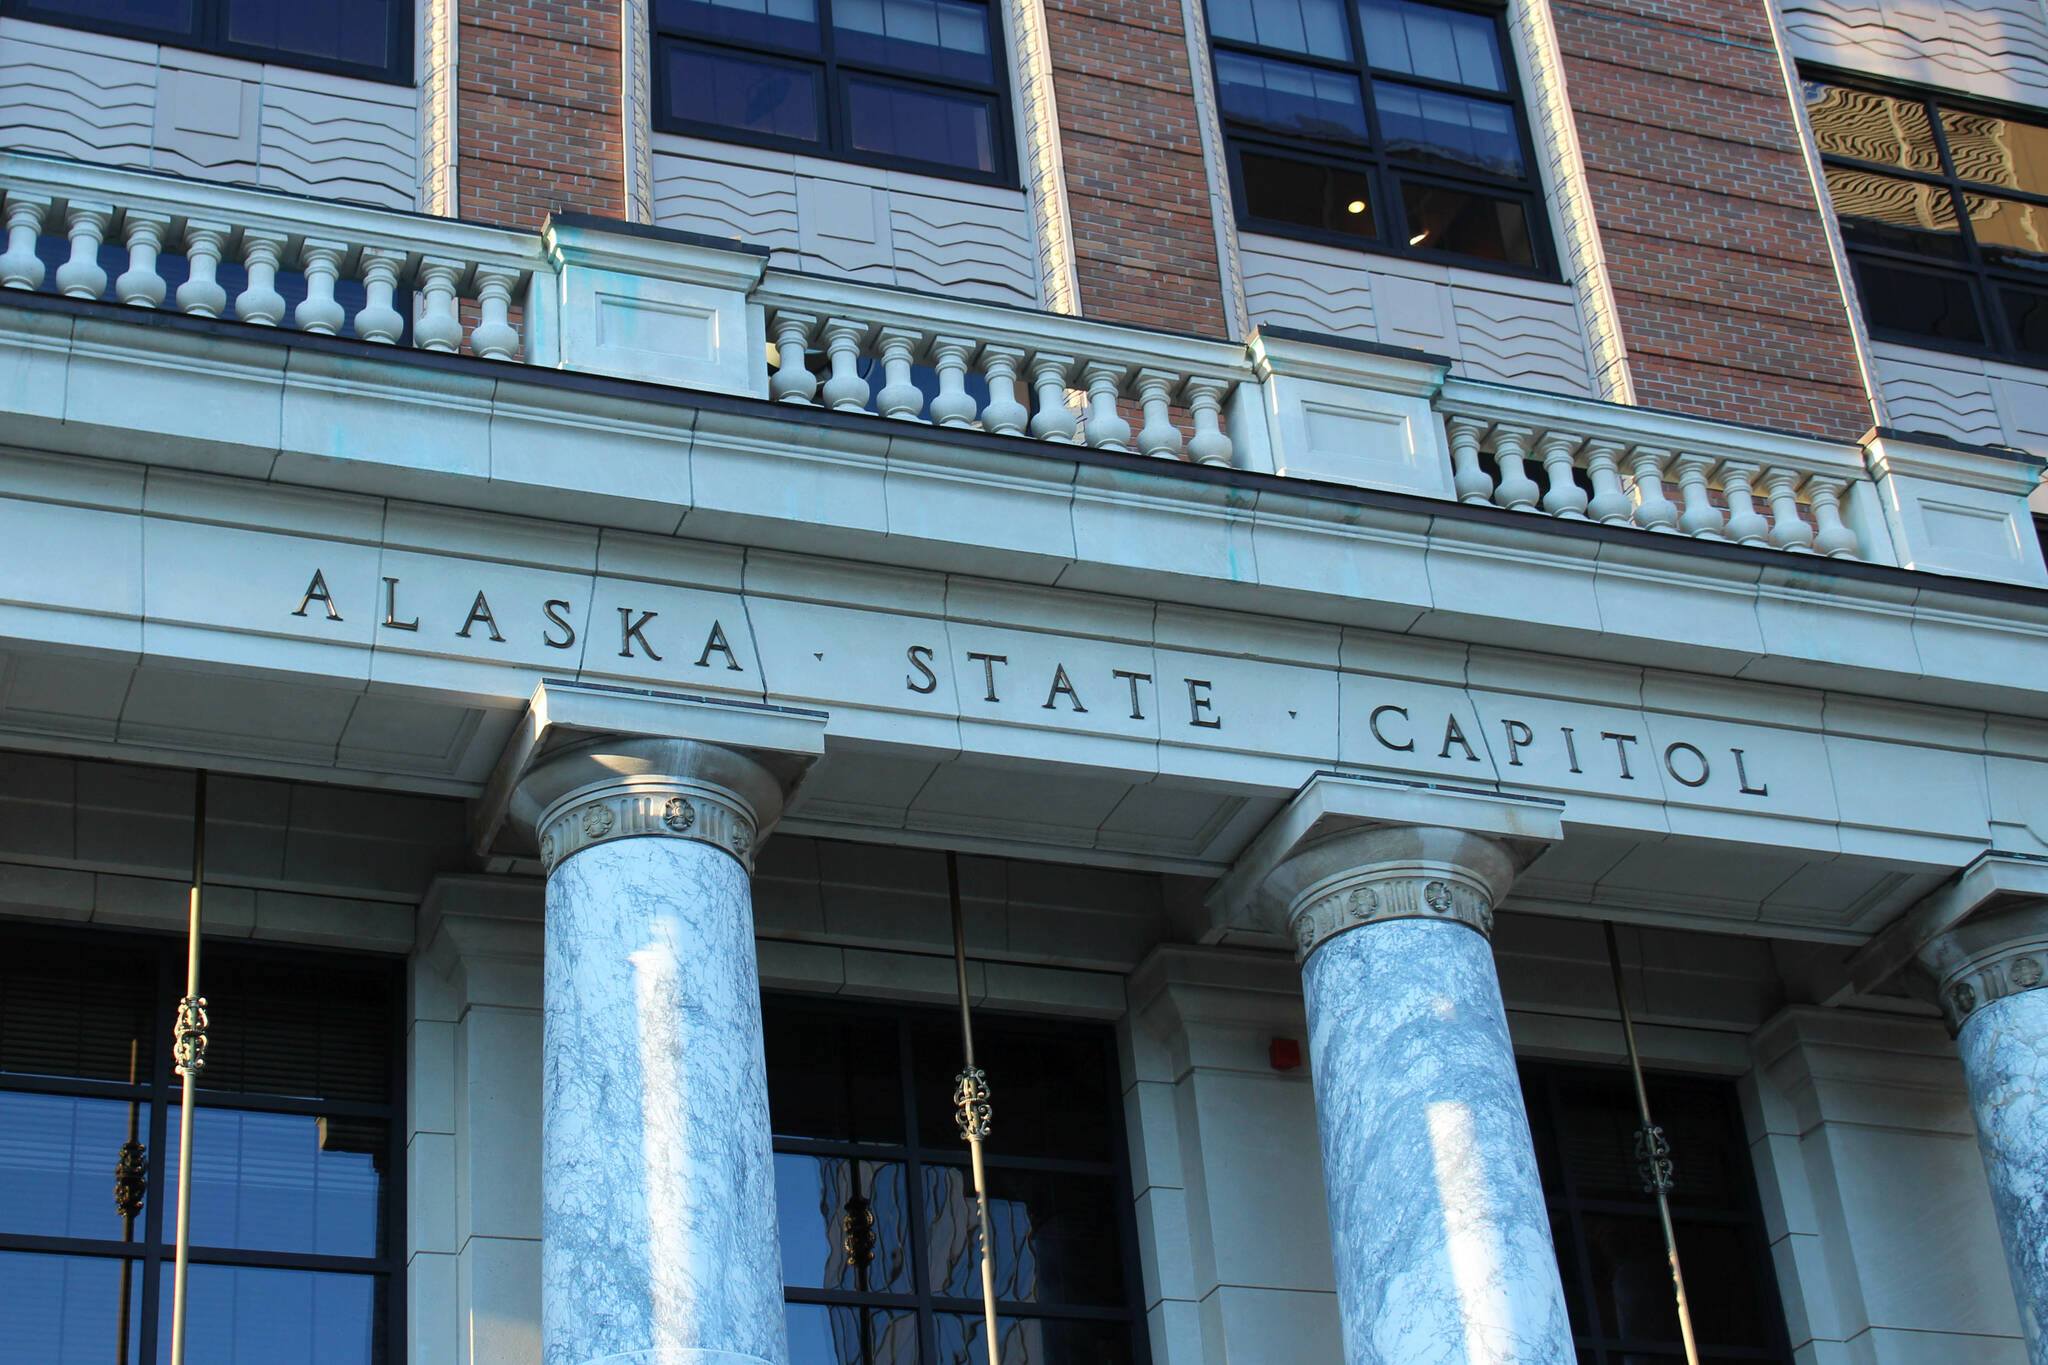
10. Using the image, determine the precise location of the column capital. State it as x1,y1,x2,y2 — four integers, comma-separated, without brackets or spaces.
1919,901,2048,1034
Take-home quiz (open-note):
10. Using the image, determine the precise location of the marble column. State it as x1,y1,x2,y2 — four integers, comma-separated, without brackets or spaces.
515,737,791,1365
1923,905,2048,1363
1276,825,1573,1365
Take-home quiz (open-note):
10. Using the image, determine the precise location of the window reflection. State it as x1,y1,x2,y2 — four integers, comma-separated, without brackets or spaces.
933,1313,1134,1365
0,1092,152,1240
923,1166,1123,1307
163,1108,385,1258
786,1303,921,1365
153,1264,382,1365
0,1250,143,1365
775,1154,914,1293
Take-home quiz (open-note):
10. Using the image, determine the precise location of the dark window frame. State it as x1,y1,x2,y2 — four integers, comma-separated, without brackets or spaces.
1209,0,1558,278
0,918,408,1365
650,0,1019,188
1808,65,2048,369
0,0,413,85
764,991,1150,1364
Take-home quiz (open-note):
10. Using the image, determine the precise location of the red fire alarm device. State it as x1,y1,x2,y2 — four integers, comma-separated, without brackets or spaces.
1269,1037,1302,1071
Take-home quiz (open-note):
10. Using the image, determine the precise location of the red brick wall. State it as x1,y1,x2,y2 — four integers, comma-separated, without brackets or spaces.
1045,0,1229,335
457,0,624,227
1553,0,1874,438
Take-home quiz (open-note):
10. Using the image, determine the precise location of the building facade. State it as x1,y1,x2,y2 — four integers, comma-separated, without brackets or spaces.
1,0,2047,1358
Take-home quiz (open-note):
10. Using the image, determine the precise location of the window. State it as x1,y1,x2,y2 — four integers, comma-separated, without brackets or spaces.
1206,0,1548,271
1807,75,2048,366
764,996,1146,1364
652,0,1014,182
0,0,410,82
1522,1061,1792,1365
0,924,404,1364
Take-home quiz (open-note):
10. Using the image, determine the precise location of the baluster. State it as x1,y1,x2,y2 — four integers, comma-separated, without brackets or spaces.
1626,446,1678,532
1804,475,1860,559
0,193,49,290
1491,425,1541,512
1028,353,1079,443
1671,454,1725,539
55,201,112,299
470,265,521,360
770,311,820,405
356,248,406,344
295,239,347,335
1134,369,1185,460
414,258,464,352
1584,438,1632,525
1447,416,1493,505
1535,431,1589,519
1185,378,1234,468
1760,468,1816,551
929,336,979,428
979,344,1029,436
235,230,289,326
175,222,230,318
1081,362,1132,451
820,318,871,412
1720,462,1770,546
875,327,925,421
114,212,171,308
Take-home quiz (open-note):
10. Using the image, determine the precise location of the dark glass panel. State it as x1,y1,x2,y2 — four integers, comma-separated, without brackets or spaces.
0,1092,152,1241
2003,285,2048,357
1639,1078,1746,1212
196,952,395,1104
1549,1210,1588,1336
222,0,390,68
1673,1221,1767,1348
1216,52,1367,142
0,935,154,1084
1942,106,2048,195
1825,165,1963,256
933,1313,1134,1365
1358,0,1505,91
666,44,824,142
786,1303,920,1365
1547,1067,1645,1203
656,0,821,50
1399,178,1533,264
1801,82,1940,173
1238,149,1376,236
774,1154,914,1293
0,1251,143,1365
1205,0,1351,59
154,1264,382,1365
911,1019,1112,1161
764,1004,904,1145
924,1166,1123,1307
165,1108,385,1257
1376,80,1522,177
1964,191,2048,269
1580,1212,1680,1345
834,0,993,85
1854,258,1985,343
16,0,192,36
845,79,996,173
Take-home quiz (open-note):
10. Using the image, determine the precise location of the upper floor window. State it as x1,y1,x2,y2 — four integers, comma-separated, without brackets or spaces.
0,0,411,83
1807,74,2048,367
652,0,1014,183
1206,0,1549,272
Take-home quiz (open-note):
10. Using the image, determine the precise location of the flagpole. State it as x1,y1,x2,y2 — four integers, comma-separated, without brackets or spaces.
168,771,210,1365
947,851,1000,1362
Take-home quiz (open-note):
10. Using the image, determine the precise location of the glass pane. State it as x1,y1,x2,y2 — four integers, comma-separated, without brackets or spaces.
846,79,996,173
912,1019,1113,1161
1376,80,1523,177
835,0,994,84
17,0,192,36
223,0,391,68
1548,1210,1588,1335
1826,165,1963,257
1205,0,1351,59
1239,150,1377,235
165,1108,386,1257
197,952,395,1105
1399,179,1534,264
925,1166,1124,1307
774,1154,914,1292
765,1004,904,1145
1674,1221,1767,1348
2003,285,2048,357
1359,0,1505,91
1965,191,2048,268
933,1314,1134,1365
0,935,154,1084
1639,1078,1746,1212
1942,106,2048,195
155,1264,382,1365
786,1303,920,1365
1216,52,1367,140
658,0,820,48
0,1092,153,1240
0,1251,142,1365
666,45,823,142
1802,82,1940,173
1854,257,1985,343
1581,1212,1681,1344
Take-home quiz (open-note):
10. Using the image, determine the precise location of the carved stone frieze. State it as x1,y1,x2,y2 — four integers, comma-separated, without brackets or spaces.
537,776,759,876
1940,938,2048,1033
1289,866,1497,961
